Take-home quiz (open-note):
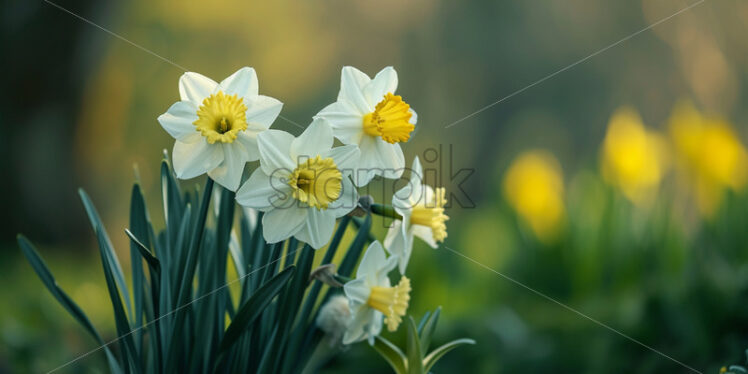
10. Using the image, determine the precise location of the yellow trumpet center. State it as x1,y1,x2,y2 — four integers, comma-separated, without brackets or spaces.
193,91,248,144
288,156,343,210
410,187,449,243
367,276,411,332
362,93,414,144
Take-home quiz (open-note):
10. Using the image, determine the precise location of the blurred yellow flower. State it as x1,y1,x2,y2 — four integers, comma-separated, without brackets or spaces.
503,150,565,243
601,107,668,206
669,101,748,217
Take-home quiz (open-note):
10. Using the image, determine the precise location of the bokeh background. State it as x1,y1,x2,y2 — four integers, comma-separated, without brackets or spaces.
3,0,748,372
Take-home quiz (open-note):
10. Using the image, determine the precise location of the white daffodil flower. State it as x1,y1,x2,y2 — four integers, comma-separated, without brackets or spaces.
343,241,410,345
158,67,283,191
235,118,359,249
384,157,449,273
315,66,417,187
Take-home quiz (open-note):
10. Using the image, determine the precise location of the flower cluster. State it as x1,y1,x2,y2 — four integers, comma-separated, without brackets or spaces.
159,66,449,344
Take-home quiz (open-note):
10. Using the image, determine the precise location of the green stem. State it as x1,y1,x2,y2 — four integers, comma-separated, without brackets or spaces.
334,274,353,284
370,204,403,220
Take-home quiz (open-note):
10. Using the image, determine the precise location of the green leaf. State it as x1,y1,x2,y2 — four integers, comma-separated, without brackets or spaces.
79,189,133,318
406,316,423,374
422,338,476,373
219,266,296,354
416,311,431,335
125,229,161,276
338,214,372,277
175,178,214,306
419,307,441,353
128,184,148,353
96,228,141,372
17,235,123,374
373,336,408,374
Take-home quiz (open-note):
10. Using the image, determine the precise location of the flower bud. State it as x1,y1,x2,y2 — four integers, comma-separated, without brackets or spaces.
316,295,352,345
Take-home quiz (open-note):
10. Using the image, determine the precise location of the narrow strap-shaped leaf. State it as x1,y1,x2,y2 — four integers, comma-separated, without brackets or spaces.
165,179,213,373
293,215,372,374
351,216,377,242
79,189,133,317
97,228,141,372
175,178,213,305
128,184,149,354
218,266,296,354
17,235,124,374
267,244,314,372
212,188,236,353
296,216,350,326
373,336,408,374
422,338,476,373
416,311,432,335
171,203,194,298
419,307,441,353
338,214,372,277
406,316,423,374
228,230,246,280
125,229,161,275
161,159,184,242
281,217,351,374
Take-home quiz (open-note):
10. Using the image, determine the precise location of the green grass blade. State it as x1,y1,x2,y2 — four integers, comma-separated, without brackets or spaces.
338,214,372,277
416,311,431,335
125,229,161,275
171,203,194,303
17,235,124,374
128,184,148,354
373,336,408,374
422,338,476,373
268,243,314,372
79,189,133,318
96,228,141,372
218,266,296,354
418,307,441,353
405,316,423,374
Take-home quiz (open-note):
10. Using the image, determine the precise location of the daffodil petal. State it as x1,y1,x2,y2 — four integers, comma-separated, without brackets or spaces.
158,101,199,141
235,131,261,162
409,108,418,124
339,66,373,114
179,72,218,104
343,278,371,304
207,143,248,191
172,139,224,179
295,209,335,249
258,130,295,175
245,95,283,130
327,177,358,218
363,66,398,104
290,118,334,160
236,169,292,212
342,306,376,345
356,241,388,278
412,224,438,248
351,136,381,187
383,220,412,274
218,67,258,98
316,101,365,145
324,145,360,173
262,205,307,244
374,138,405,179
